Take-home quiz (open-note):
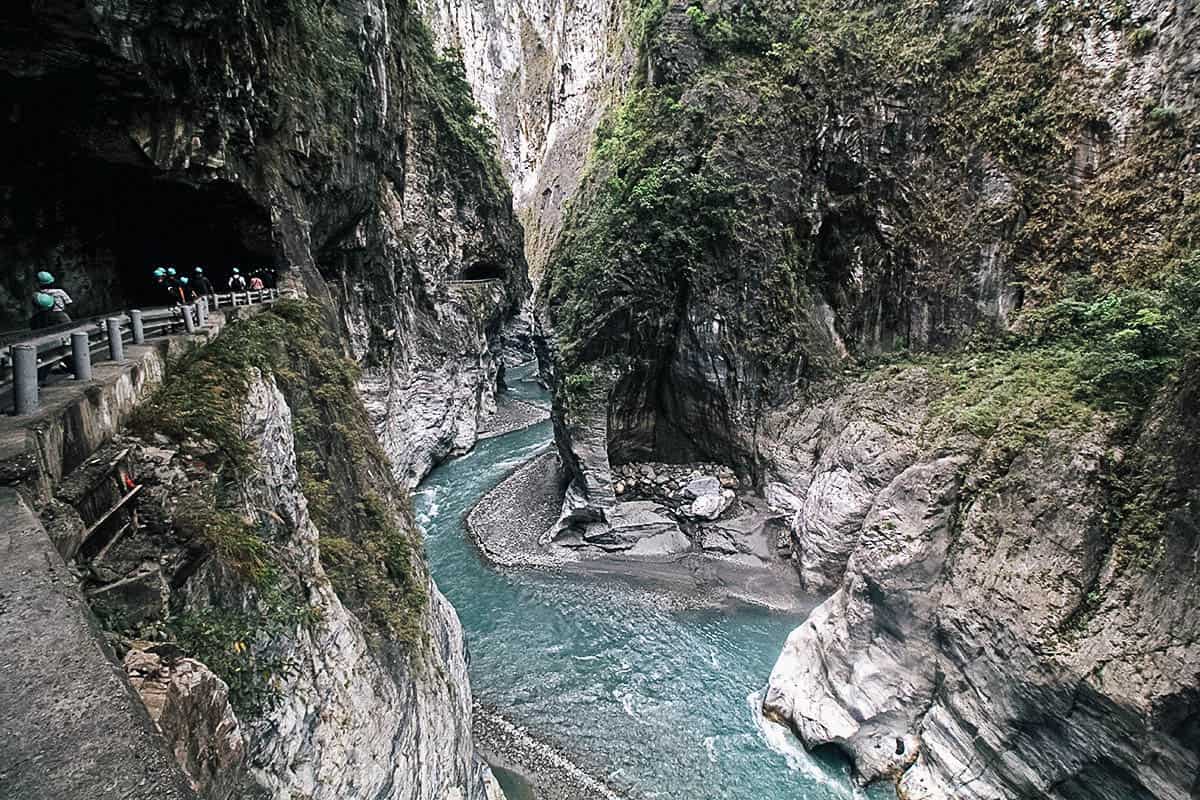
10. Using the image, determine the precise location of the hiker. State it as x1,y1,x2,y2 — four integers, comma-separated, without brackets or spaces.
35,272,73,320
177,276,198,304
192,267,215,297
153,266,168,297
30,292,55,330
248,272,265,291
154,267,178,303
228,268,247,292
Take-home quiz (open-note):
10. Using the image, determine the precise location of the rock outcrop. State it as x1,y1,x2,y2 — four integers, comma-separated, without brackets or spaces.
42,303,503,800
762,363,1200,799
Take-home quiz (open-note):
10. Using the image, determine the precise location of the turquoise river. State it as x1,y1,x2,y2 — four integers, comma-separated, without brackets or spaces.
414,367,893,800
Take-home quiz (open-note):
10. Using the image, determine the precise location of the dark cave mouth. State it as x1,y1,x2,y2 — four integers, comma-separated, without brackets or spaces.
0,154,276,324
461,261,507,281
0,67,277,327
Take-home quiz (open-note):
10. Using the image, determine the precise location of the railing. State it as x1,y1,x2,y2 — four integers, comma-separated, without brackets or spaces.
2,289,279,416
447,278,504,287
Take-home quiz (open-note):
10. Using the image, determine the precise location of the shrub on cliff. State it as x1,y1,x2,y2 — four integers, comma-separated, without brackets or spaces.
132,300,430,711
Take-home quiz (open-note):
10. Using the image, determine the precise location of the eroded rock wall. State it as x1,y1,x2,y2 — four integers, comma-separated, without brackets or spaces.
526,0,1200,797
61,304,502,800
762,363,1200,799
0,0,529,483
417,0,635,279
535,0,1199,515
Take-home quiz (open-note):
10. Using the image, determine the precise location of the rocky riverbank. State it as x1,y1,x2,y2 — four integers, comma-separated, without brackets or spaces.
478,397,551,441
466,450,809,611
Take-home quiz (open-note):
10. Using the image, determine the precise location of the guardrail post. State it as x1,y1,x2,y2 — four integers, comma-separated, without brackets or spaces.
106,318,124,361
71,332,92,381
12,344,37,415
182,304,196,334
129,309,145,344
243,291,252,306
198,297,209,326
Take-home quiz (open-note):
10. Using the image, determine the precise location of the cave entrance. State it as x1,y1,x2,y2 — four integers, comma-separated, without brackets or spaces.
460,261,506,281
0,156,274,328
0,71,275,330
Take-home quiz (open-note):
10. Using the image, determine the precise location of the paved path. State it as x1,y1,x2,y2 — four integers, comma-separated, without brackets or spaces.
0,488,195,800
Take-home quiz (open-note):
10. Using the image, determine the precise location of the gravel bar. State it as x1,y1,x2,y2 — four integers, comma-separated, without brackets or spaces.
474,702,631,800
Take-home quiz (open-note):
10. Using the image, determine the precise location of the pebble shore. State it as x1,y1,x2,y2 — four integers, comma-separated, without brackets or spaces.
474,702,630,800
478,397,550,440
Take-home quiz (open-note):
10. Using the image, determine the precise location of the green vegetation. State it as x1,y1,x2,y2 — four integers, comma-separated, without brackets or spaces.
404,22,509,200
886,259,1199,448
135,300,430,710
543,0,1198,427
287,0,363,100
170,595,313,717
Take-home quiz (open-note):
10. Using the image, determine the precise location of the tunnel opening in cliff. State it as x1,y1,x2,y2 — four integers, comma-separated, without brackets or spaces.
460,261,506,281
0,47,277,331
0,136,274,330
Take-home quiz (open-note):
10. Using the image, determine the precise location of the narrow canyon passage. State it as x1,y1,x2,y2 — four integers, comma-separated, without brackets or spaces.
414,364,894,800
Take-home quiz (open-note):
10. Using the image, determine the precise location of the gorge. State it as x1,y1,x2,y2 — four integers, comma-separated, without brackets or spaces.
0,0,1197,800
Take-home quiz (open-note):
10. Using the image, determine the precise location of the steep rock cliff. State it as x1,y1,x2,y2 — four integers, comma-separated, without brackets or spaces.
0,0,528,482
72,302,502,800
537,0,1198,499
533,0,1200,796
762,358,1199,799
417,0,636,278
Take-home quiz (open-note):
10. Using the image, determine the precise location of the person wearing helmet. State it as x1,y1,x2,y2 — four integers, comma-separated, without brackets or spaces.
34,272,73,319
228,267,247,292
30,292,56,330
178,276,198,303
193,267,214,297
155,268,179,303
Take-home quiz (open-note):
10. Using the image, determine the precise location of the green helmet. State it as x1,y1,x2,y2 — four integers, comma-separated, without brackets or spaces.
167,268,177,276
153,267,167,278
194,267,204,274
180,276,190,285
34,292,55,310
36,271,54,286
232,267,240,274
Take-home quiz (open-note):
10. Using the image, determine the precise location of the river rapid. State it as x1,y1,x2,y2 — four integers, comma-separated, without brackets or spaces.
413,367,893,800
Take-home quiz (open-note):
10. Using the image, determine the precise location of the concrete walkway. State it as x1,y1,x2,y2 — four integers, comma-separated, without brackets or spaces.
0,488,194,799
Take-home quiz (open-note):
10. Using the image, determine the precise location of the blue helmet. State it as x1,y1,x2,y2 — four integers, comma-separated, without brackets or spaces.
153,267,167,278
36,271,54,286
167,268,177,276
194,267,204,274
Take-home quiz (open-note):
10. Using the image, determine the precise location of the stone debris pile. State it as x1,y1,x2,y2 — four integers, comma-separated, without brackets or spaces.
612,462,739,521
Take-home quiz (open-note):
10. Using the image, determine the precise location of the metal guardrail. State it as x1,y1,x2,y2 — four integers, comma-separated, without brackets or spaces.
447,278,503,287
3,289,279,416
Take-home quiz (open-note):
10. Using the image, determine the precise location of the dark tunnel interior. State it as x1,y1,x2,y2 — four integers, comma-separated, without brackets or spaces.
0,72,276,330
461,261,507,281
